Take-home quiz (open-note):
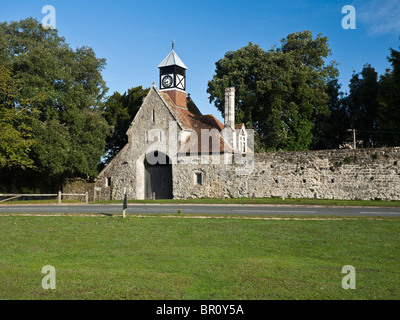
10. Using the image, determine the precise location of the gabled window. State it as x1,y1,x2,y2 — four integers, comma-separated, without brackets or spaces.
239,129,247,153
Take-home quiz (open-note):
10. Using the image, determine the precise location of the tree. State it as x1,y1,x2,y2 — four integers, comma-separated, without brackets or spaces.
345,64,380,148
207,31,338,151
377,46,400,146
311,79,350,150
0,18,110,191
0,65,39,170
102,86,149,167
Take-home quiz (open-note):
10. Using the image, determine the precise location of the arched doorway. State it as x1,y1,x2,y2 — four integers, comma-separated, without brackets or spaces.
144,151,173,200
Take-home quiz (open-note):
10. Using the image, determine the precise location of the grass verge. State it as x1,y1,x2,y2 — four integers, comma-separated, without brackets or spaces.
2,197,400,207
0,214,399,300
96,197,400,207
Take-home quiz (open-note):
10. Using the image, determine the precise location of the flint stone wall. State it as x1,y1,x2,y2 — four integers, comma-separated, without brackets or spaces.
171,148,400,201
63,178,95,202
93,147,400,201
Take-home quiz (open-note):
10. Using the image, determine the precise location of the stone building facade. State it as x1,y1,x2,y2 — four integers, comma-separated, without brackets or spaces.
90,49,400,202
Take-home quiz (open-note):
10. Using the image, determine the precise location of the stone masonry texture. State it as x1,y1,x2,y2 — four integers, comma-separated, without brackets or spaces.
90,146,400,202
65,87,400,202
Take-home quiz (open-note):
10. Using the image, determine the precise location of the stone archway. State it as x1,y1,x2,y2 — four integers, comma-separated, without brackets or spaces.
136,151,173,200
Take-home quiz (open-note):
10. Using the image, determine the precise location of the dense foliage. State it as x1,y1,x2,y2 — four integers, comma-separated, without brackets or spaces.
208,31,400,151
207,31,338,151
0,18,109,192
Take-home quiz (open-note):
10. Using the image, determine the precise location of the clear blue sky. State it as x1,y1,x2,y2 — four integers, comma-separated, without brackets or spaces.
1,0,400,121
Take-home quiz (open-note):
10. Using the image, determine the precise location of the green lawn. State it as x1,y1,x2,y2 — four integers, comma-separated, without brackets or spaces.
0,215,399,300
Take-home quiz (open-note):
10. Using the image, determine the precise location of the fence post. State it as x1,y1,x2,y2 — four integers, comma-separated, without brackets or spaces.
58,191,62,205
152,192,156,201
85,192,89,205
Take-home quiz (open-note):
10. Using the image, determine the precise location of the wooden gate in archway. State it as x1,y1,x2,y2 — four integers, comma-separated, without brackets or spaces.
144,152,173,200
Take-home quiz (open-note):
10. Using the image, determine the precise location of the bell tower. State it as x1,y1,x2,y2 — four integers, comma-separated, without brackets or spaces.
158,42,188,108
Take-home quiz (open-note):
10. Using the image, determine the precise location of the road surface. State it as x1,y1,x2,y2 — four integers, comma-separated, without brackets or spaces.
0,204,400,217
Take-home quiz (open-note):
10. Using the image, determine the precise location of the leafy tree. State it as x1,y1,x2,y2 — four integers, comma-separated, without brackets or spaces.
207,31,338,151
345,64,380,147
311,79,350,150
377,46,400,146
0,18,109,191
102,86,149,167
0,65,39,170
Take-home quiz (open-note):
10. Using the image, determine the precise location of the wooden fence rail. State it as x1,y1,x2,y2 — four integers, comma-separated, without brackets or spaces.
0,192,89,205
0,194,58,197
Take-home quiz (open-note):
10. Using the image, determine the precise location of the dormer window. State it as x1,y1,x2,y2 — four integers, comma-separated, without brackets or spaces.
239,129,247,153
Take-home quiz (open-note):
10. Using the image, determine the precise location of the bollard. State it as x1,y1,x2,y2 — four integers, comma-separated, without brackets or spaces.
85,192,89,205
58,191,61,205
152,192,156,201
123,187,127,218
221,192,225,201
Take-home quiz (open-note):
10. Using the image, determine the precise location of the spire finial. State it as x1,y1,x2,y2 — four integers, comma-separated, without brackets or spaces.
172,39,175,51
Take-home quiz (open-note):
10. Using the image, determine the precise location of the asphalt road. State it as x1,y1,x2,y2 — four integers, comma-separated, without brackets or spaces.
0,204,400,217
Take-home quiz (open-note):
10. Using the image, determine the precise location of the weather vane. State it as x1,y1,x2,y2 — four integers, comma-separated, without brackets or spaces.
172,39,175,51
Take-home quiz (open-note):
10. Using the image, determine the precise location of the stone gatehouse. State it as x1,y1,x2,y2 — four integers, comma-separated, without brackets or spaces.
92,48,400,201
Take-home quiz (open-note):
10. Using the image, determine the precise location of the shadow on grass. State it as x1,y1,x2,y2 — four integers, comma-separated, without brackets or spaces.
98,212,114,217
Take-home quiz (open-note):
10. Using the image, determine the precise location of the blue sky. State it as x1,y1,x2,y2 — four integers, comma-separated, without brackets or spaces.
1,0,400,121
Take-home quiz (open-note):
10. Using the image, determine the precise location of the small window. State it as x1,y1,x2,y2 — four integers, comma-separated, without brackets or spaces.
194,172,203,186
152,109,155,123
106,177,112,187
239,134,246,153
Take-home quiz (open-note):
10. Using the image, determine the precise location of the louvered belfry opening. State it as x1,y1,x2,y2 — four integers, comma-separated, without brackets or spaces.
158,48,188,108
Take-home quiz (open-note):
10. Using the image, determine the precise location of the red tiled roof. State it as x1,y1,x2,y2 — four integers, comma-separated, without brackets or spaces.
160,92,232,153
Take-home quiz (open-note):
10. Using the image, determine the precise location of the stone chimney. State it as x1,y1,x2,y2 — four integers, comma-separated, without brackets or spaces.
224,87,235,130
